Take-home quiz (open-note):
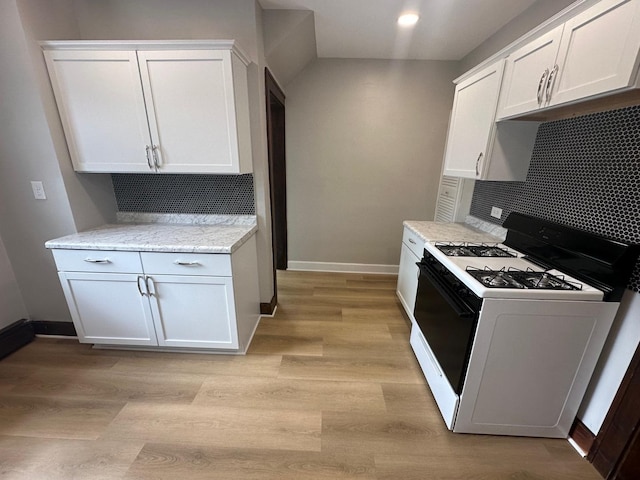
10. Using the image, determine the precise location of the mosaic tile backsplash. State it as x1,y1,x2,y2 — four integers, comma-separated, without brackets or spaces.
112,174,255,215
469,105,640,293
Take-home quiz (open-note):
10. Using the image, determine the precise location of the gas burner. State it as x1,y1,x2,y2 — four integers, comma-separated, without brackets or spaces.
517,269,582,291
465,266,582,290
485,271,519,287
440,246,475,257
435,242,516,258
466,267,525,289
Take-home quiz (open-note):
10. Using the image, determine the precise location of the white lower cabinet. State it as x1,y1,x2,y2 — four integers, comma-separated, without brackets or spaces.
396,227,423,323
148,275,237,349
51,236,259,352
58,272,158,346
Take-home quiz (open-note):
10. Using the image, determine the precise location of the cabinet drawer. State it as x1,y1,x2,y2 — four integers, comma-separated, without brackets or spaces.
402,227,424,259
52,249,142,273
410,326,459,429
140,252,232,276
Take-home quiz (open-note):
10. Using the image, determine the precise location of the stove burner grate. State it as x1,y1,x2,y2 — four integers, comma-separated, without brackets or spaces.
465,266,582,290
435,242,516,258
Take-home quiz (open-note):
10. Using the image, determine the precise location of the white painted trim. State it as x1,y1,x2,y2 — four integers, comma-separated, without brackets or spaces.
39,40,251,65
287,261,398,275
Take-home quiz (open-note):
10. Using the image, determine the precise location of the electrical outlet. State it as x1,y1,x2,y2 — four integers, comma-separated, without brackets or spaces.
31,181,46,200
491,206,503,219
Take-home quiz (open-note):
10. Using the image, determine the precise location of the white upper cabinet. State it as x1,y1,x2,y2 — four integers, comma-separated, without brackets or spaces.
497,26,565,119
44,50,153,172
443,60,539,181
43,41,253,174
498,0,640,119
551,0,640,105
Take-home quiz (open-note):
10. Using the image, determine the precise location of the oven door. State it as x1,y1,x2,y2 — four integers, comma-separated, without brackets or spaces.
413,257,480,395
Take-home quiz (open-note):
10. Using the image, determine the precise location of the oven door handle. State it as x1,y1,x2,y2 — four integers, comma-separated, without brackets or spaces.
417,262,476,318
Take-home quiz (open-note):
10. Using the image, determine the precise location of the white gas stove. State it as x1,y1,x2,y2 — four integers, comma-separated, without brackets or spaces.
409,213,639,438
425,241,604,301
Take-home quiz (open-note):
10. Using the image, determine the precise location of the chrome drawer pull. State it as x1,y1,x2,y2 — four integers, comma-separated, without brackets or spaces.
537,69,549,106
84,258,111,264
545,64,559,103
475,152,483,176
145,145,153,169
152,145,160,170
137,276,147,296
408,238,417,245
174,260,201,266
145,276,156,297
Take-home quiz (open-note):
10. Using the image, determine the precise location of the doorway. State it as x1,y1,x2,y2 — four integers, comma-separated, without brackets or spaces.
265,68,287,310
588,340,640,479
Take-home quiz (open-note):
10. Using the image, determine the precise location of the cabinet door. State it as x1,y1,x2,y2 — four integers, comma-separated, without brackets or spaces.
397,242,420,323
442,61,505,179
138,50,244,174
147,275,238,349
58,272,158,346
497,25,564,119
550,0,640,106
44,50,153,173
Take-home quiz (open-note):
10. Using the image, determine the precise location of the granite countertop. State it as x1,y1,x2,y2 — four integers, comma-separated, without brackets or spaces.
403,220,504,244
45,222,258,254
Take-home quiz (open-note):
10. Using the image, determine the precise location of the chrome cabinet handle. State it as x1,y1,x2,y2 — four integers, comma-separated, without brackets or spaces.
84,258,111,264
137,275,147,296
145,276,156,297
537,69,549,106
545,64,559,104
152,145,160,170
475,152,483,176
408,239,416,245
174,260,201,266
145,145,153,169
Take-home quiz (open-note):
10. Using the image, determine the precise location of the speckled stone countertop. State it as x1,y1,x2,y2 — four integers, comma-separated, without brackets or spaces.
45,220,258,254
403,220,503,244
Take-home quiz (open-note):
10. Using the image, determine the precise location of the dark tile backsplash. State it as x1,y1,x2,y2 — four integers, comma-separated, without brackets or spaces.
470,105,640,293
112,173,255,215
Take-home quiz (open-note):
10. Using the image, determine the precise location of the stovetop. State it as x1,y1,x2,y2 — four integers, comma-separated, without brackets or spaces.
435,242,516,258
465,267,581,291
425,241,604,301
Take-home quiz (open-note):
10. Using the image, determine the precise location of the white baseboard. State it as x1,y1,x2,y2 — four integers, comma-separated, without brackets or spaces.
287,261,398,275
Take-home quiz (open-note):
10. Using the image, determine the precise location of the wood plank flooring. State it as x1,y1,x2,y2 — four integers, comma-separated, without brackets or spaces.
0,270,601,479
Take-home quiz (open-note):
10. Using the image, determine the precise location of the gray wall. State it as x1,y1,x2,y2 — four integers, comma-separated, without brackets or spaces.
0,234,27,329
285,59,458,267
263,9,317,87
0,0,116,323
458,0,575,74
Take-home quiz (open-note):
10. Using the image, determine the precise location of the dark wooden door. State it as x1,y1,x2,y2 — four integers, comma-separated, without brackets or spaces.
615,430,640,480
265,69,287,272
589,340,640,479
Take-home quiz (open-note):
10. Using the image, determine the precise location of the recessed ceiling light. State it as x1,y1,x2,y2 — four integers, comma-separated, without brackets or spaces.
398,13,419,27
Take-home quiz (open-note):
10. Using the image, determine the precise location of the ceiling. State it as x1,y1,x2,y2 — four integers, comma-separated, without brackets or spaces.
258,0,540,60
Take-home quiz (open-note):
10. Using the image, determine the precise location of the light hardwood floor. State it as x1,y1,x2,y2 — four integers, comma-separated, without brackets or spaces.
0,270,601,479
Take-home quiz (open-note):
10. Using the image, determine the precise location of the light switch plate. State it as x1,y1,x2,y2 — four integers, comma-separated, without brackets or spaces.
491,206,502,219
31,181,46,200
